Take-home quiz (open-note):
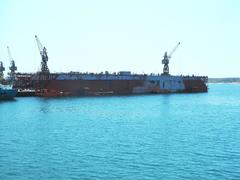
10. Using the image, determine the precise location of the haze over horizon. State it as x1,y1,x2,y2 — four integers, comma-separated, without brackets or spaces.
0,0,239,78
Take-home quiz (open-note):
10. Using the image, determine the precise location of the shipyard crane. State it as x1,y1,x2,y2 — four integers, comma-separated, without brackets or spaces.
35,35,49,74
7,46,17,81
162,42,180,75
0,61,5,81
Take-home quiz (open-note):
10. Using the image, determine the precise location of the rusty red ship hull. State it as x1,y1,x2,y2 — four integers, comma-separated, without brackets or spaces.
24,72,208,97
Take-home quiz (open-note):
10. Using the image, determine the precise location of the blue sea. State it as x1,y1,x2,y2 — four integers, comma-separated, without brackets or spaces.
0,84,240,179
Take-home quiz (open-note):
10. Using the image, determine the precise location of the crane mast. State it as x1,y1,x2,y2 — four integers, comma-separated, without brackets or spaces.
162,42,180,75
35,35,49,74
7,46,17,81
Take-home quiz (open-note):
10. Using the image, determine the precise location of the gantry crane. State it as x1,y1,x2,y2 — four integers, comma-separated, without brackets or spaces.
0,61,5,81
162,42,180,75
7,46,17,81
35,35,49,74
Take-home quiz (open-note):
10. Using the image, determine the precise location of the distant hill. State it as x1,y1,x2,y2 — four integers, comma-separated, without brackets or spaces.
208,78,240,83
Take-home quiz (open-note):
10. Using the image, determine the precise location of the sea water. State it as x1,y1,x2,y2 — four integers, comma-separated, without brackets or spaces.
0,84,240,179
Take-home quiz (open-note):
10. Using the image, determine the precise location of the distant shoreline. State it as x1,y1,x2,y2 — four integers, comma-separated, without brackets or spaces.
208,82,240,84
208,78,240,84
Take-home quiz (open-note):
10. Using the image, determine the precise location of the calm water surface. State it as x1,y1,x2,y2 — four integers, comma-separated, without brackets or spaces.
0,84,240,179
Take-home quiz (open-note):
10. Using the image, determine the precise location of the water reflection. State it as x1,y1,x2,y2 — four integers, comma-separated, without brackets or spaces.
38,98,51,114
0,99,16,104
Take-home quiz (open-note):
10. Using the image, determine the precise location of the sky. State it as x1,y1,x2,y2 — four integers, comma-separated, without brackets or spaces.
0,0,239,78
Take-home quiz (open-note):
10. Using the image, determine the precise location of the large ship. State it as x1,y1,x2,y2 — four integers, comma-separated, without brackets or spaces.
15,36,208,97
31,72,207,97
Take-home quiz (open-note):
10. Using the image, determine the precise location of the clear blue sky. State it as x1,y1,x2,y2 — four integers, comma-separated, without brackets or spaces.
0,0,239,77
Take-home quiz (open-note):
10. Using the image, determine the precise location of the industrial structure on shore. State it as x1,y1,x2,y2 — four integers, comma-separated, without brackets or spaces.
1,36,208,97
